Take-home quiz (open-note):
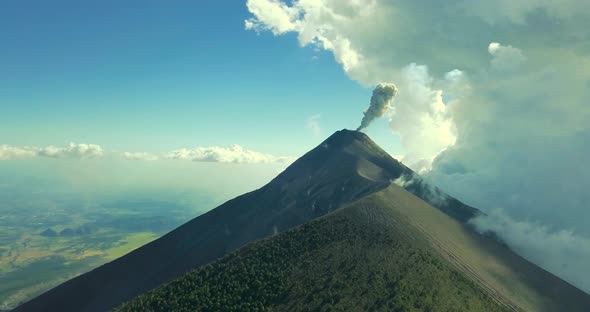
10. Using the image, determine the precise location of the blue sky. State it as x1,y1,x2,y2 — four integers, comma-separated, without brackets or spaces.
0,0,400,156
1,0,590,294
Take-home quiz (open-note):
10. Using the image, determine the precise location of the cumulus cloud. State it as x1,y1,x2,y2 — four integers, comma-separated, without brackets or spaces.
389,64,459,172
38,143,104,159
165,145,292,164
488,42,526,71
470,209,590,293
245,0,377,82
245,0,300,34
0,145,38,160
306,114,322,136
246,0,590,291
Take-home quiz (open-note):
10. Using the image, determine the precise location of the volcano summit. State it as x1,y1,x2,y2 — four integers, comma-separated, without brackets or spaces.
15,130,590,312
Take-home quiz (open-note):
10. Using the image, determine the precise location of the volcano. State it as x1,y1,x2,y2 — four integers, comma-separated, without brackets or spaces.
15,130,590,312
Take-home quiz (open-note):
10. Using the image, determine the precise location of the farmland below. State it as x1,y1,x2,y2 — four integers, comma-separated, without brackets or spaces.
0,179,215,310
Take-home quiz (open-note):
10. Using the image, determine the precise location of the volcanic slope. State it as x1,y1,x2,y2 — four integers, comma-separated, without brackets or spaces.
16,130,590,312
118,182,590,312
116,191,509,312
15,130,408,312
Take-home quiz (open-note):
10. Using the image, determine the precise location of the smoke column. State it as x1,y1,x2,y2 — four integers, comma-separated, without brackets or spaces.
357,83,398,131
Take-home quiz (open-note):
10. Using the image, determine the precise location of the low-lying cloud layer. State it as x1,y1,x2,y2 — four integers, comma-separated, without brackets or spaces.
1,143,292,164
0,143,104,160
246,0,590,292
0,145,38,160
38,143,104,159
124,146,293,164
164,145,292,164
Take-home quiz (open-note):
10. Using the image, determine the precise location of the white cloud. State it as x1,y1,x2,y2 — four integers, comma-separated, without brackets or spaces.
245,0,381,83
246,0,590,291
0,143,104,160
488,42,526,71
306,114,322,136
245,0,300,34
38,143,104,159
165,145,292,164
122,152,159,161
0,145,37,160
389,64,459,172
1,143,292,164
470,209,590,293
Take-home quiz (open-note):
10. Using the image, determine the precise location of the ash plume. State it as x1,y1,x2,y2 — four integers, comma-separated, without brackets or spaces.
357,83,398,131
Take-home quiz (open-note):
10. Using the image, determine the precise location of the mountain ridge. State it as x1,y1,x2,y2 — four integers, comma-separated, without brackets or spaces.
15,129,410,311
15,129,590,312
117,188,512,312
116,182,590,311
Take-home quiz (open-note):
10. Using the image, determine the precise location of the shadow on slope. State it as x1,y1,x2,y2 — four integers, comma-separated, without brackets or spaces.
14,130,405,312
118,183,590,312
116,196,509,312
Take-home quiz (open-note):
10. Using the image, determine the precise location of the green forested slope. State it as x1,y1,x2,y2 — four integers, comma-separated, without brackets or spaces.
116,204,508,312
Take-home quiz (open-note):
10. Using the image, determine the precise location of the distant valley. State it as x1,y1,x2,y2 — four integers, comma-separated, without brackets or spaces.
0,188,215,310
